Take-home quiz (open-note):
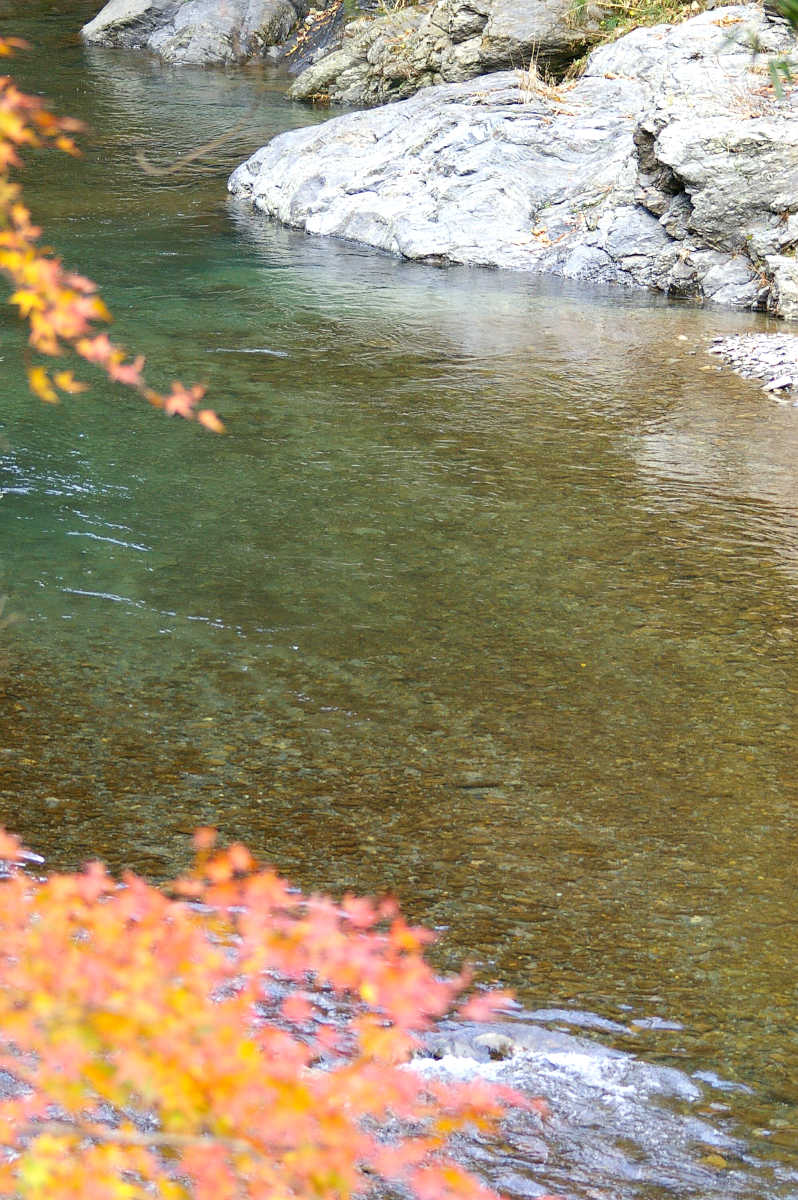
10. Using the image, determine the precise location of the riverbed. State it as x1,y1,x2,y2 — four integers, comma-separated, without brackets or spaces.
0,3,796,1196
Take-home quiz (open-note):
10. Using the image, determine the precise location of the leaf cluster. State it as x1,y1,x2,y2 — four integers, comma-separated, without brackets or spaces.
0,828,543,1200
0,39,223,431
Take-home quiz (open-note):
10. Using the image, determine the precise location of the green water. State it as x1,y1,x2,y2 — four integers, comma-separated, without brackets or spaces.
1,0,796,1178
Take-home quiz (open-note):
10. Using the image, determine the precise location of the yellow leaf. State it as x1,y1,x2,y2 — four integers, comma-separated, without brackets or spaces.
54,370,88,394
27,365,58,404
359,982,378,1005
9,289,43,317
55,135,80,156
89,296,112,322
197,408,225,433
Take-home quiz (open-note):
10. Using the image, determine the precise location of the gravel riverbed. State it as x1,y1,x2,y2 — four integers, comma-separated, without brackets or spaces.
709,333,798,403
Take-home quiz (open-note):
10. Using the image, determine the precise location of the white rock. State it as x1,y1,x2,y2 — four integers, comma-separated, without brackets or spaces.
230,6,798,315
82,0,308,62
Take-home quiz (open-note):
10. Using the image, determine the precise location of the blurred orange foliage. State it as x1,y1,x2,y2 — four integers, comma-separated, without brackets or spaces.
0,828,538,1200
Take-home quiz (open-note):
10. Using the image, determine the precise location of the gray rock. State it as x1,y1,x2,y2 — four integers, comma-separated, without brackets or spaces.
82,0,183,48
473,1031,516,1058
709,331,798,398
766,252,798,318
762,371,794,388
290,0,605,104
278,1,367,72
230,6,798,316
289,8,429,103
480,0,597,69
82,0,313,62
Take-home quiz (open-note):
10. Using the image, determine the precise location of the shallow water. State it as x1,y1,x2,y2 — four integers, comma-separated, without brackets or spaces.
0,3,797,1193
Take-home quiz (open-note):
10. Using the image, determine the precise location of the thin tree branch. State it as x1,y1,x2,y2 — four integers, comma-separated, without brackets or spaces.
22,1120,253,1155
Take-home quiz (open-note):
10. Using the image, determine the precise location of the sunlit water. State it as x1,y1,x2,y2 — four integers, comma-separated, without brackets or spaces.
0,3,796,1193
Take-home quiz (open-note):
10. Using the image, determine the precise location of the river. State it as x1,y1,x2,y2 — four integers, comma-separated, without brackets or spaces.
0,3,796,1197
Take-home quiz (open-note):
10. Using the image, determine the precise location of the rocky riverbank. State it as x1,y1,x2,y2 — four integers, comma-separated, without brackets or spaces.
228,5,798,317
82,0,798,325
81,0,610,80
80,0,341,65
709,333,798,400
287,0,607,106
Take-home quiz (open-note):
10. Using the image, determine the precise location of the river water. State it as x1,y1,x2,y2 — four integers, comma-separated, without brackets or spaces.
0,2,796,1195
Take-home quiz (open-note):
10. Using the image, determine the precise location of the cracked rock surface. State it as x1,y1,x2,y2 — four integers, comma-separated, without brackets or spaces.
289,0,606,105
230,6,798,315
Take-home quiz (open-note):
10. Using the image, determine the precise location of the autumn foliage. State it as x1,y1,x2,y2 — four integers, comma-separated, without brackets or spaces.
0,37,223,430
0,827,537,1200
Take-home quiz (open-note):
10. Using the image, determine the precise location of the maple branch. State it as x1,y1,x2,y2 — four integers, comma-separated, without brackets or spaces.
0,36,225,431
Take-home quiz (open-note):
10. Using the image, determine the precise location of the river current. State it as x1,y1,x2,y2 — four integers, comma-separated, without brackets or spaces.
0,3,796,1196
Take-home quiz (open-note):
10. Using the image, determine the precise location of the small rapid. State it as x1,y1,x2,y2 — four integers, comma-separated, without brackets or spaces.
417,1015,798,1200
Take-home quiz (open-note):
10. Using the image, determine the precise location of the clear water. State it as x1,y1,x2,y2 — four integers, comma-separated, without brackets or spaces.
1,1,796,1187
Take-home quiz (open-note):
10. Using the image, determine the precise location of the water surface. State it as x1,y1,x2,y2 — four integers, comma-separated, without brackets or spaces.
0,3,796,1191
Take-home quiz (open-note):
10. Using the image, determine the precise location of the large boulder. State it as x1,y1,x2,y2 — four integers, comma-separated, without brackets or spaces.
81,0,181,49
230,6,798,316
290,0,606,104
81,0,315,63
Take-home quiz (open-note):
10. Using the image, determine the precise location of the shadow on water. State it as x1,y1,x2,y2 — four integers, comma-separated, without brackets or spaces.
0,4,796,1195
